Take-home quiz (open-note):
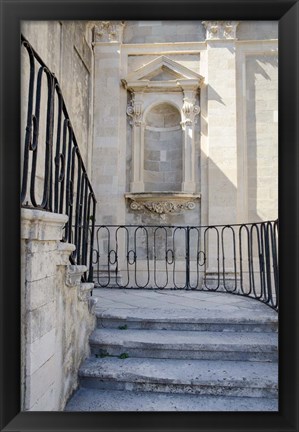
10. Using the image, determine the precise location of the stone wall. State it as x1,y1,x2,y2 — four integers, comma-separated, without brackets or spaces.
245,54,278,221
21,20,278,284
21,209,96,411
144,103,183,192
124,21,206,43
21,21,94,175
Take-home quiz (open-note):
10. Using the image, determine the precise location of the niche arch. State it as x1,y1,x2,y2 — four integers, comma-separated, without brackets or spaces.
144,102,183,192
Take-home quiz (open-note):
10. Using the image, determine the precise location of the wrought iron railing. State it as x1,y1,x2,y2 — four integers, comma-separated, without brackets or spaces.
21,35,96,281
92,220,278,311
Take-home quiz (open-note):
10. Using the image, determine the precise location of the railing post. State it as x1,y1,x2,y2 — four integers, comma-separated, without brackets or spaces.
186,226,190,288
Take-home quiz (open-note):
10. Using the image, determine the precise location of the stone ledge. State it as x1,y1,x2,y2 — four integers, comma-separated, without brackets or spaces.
21,208,68,241
66,265,88,287
78,283,94,302
57,243,76,266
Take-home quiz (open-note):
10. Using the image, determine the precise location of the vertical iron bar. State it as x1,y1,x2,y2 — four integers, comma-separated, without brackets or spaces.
186,226,190,289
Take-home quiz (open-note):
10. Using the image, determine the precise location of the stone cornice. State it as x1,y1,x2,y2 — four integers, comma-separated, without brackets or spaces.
21,208,68,241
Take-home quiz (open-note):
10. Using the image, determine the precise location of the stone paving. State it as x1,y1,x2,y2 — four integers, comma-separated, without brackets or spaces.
92,288,278,323
65,289,278,412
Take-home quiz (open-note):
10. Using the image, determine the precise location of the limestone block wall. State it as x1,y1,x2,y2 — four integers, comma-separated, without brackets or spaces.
124,21,206,43
21,209,96,411
21,21,94,176
245,54,278,221
144,103,183,192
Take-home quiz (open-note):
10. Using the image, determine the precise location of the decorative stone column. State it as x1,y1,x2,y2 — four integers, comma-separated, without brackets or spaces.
181,89,200,193
127,92,145,192
202,21,239,275
92,21,126,224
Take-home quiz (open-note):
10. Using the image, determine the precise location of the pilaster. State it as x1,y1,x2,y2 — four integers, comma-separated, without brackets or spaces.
202,21,239,272
92,21,126,224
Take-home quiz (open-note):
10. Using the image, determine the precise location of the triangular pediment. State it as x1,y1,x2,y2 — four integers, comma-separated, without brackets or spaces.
126,56,203,82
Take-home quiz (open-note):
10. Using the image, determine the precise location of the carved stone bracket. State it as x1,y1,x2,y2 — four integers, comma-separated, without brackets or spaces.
93,21,125,43
125,193,200,219
202,21,239,40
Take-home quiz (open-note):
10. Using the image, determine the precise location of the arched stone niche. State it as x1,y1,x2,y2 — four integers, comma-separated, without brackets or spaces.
144,102,182,192
122,56,204,216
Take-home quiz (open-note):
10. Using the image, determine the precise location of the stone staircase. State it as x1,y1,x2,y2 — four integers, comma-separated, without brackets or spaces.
65,290,278,412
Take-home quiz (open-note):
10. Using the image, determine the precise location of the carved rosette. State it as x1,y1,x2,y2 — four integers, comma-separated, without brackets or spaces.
94,21,125,43
202,21,239,40
130,200,196,218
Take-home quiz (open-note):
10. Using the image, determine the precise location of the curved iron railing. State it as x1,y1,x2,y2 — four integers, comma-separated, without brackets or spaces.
21,35,96,281
91,220,278,311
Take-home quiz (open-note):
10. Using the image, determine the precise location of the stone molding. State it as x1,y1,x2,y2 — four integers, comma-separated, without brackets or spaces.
202,21,239,40
78,282,94,302
93,21,125,43
56,242,76,266
21,208,68,241
88,297,98,314
66,264,87,287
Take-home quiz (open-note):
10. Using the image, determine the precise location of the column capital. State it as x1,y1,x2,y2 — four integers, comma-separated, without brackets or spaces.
126,93,144,126
93,21,126,44
202,21,239,41
181,96,200,127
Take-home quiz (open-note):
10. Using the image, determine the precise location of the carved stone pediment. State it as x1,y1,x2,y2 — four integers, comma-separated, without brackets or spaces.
122,56,204,93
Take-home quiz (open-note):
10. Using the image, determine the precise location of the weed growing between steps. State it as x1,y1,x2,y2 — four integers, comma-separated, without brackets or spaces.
95,350,129,360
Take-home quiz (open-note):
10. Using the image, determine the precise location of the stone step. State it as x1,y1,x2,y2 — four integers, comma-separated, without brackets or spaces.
96,311,278,333
65,388,278,412
79,357,278,398
90,328,278,362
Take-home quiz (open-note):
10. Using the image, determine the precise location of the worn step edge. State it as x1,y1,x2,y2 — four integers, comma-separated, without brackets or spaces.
80,377,277,398
91,346,277,362
65,388,278,412
78,358,278,398
96,312,278,325
96,317,278,333
89,329,278,353
89,329,277,361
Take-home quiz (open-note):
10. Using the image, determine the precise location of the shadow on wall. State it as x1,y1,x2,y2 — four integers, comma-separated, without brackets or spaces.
206,84,226,106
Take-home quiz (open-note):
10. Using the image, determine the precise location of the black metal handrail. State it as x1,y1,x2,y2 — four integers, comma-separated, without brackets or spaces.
21,35,96,281
91,220,278,311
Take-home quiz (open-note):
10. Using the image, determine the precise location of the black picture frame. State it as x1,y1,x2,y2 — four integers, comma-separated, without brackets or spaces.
0,0,298,431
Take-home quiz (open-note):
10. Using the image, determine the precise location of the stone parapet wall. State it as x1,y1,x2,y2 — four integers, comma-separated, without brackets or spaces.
21,209,96,411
